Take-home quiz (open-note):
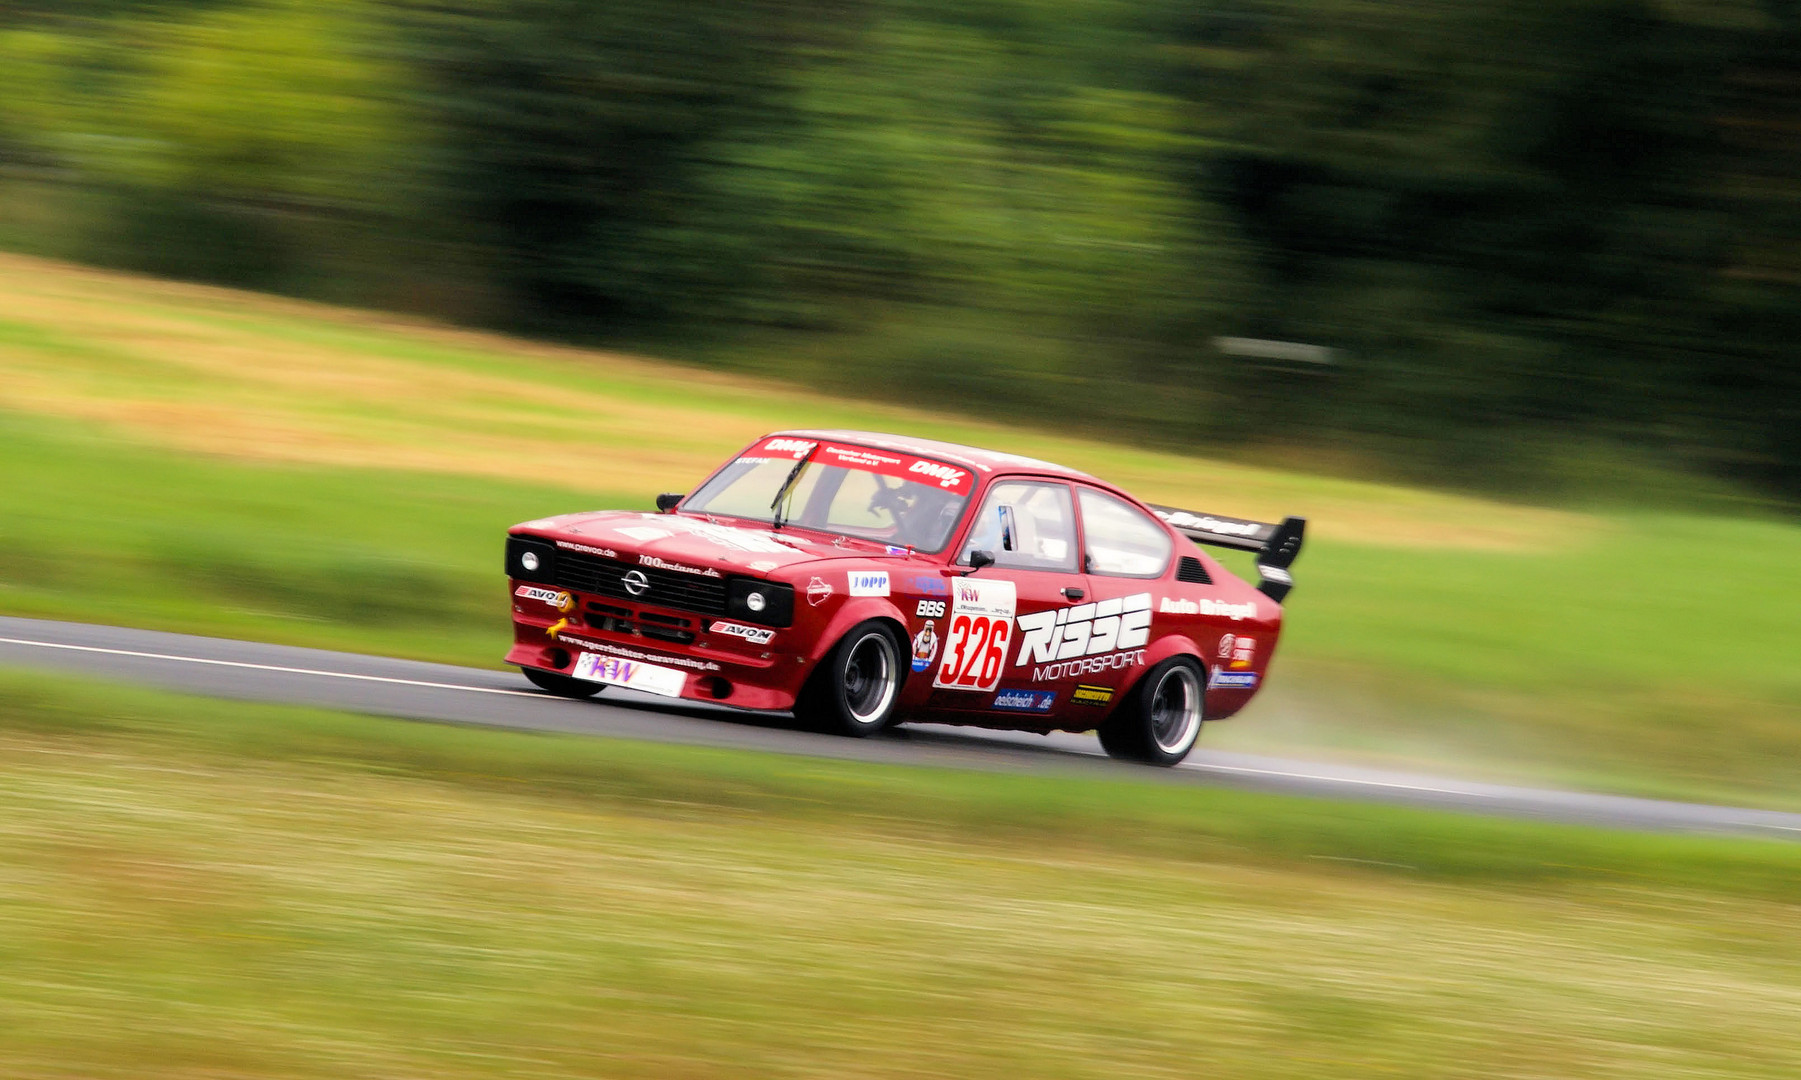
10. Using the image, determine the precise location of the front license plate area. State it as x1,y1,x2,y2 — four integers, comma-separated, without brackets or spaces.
572,652,687,697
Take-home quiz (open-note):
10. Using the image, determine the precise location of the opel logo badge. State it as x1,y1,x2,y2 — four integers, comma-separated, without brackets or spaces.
622,570,650,596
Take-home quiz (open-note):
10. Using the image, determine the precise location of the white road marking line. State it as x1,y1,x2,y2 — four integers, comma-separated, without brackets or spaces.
0,636,546,699
8,631,1801,833
1183,760,1498,798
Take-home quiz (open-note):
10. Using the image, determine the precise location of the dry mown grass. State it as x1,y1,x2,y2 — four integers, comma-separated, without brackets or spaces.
0,251,1588,552
5,719,1799,1080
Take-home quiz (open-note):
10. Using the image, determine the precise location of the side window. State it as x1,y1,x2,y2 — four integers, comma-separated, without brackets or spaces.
1078,488,1172,578
960,481,1078,572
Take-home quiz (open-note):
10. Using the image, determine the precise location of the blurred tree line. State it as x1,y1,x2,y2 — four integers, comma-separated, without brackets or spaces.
1,0,1797,495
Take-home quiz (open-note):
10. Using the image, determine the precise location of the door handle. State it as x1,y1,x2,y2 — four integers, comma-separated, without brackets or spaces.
1062,587,1085,600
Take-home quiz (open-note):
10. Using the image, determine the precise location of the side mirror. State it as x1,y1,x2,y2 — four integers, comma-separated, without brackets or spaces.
997,505,1017,552
967,549,996,571
655,492,684,513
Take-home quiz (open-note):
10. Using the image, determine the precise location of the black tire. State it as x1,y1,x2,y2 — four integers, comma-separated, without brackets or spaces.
796,621,904,737
1097,656,1204,766
521,666,604,699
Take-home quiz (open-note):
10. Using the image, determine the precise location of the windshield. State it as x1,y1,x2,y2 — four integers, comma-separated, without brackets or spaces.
685,437,974,553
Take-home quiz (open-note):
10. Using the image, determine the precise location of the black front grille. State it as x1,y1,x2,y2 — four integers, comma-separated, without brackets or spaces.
582,601,697,645
1177,556,1212,584
553,550,728,615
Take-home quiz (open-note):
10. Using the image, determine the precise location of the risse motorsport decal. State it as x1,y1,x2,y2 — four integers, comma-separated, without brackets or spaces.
710,621,776,645
992,689,1055,712
1015,593,1152,666
933,578,1018,692
1014,594,1153,683
910,620,940,673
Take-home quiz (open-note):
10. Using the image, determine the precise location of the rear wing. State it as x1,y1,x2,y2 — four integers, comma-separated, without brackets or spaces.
1148,505,1306,604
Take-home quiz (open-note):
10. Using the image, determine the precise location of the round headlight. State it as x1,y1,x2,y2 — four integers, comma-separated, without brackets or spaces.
521,551,540,572
745,590,767,613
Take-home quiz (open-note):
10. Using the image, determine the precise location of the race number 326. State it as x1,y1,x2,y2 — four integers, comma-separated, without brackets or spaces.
934,614,1011,691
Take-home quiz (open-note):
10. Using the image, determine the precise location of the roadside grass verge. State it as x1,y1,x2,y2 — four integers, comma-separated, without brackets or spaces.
0,251,1798,806
4,672,1801,1079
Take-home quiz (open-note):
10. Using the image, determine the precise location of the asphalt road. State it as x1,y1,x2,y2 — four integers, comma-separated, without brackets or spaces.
3,615,1798,841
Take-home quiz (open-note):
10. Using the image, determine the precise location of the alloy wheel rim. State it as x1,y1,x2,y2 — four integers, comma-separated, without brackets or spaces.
1149,666,1201,754
843,633,897,724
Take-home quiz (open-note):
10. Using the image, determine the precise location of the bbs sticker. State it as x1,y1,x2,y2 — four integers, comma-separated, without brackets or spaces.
915,599,947,618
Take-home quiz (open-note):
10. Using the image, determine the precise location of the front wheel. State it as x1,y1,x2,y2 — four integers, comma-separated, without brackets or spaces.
796,621,904,737
521,666,603,699
1097,657,1204,766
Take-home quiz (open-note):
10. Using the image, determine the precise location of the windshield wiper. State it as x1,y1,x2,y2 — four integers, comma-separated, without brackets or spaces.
769,443,819,530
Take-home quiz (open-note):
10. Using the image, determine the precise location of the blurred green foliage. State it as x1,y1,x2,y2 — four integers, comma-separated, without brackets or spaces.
0,0,1797,493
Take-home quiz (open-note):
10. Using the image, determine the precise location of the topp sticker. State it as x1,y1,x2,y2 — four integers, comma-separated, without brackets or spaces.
847,570,890,597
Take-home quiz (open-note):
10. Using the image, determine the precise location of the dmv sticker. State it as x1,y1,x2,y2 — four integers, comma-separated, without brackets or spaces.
572,653,687,697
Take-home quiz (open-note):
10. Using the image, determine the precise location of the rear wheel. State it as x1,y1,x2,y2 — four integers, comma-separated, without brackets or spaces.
521,666,603,699
1097,657,1204,766
797,621,903,737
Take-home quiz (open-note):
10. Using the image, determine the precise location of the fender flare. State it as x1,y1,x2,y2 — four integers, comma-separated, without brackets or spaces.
809,598,912,679
1111,634,1207,718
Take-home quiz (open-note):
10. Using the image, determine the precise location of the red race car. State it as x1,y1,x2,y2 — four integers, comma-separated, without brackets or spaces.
504,431,1303,765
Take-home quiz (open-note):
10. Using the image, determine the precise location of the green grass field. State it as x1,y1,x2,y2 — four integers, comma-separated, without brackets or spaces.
3,673,1799,1079
0,252,1797,807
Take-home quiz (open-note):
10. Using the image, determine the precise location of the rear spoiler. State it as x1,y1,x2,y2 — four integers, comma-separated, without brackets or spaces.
1148,505,1307,604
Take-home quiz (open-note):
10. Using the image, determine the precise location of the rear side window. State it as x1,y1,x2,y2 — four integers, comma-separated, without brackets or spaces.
1078,488,1172,577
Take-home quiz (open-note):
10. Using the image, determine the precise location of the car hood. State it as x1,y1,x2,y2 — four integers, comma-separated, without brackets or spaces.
511,510,908,576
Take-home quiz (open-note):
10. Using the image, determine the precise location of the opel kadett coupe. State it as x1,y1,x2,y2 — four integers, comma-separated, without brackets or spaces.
504,431,1303,765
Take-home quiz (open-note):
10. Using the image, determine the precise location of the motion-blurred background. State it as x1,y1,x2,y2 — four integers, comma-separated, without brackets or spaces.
6,4,1801,1077
3,0,1797,494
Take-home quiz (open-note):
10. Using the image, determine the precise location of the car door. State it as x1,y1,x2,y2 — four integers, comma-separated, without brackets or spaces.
1043,485,1175,715
927,478,1085,718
